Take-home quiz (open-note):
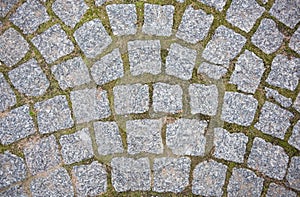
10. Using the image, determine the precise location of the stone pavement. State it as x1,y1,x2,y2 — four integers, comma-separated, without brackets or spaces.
0,0,299,196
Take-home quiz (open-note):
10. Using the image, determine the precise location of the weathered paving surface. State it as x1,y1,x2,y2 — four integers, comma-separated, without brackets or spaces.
0,0,299,196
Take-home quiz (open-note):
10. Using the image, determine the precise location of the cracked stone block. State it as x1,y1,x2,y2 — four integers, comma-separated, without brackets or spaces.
60,128,94,164
255,101,293,139
294,92,300,113
0,73,16,112
91,48,124,85
247,137,289,180
142,4,174,36
153,157,191,193
8,59,49,96
126,119,163,154
52,0,88,28
113,84,149,115
72,161,107,197
266,55,299,91
94,121,124,155
230,50,265,94
226,0,265,32
221,92,258,126
0,105,35,145
198,0,226,11
213,128,248,163
128,40,161,76
267,183,297,197
198,62,227,80
192,160,227,196
251,19,283,54
0,152,27,189
0,28,29,67
111,157,151,192
153,82,183,114
289,121,300,150
32,24,74,64
74,19,112,58
165,43,197,80
265,87,292,108
227,168,264,197
106,4,137,36
10,0,50,34
176,6,214,43
166,119,207,156
24,135,61,175
189,83,218,116
0,184,28,197
202,25,246,66
95,0,106,6
30,168,74,197
286,156,300,191
0,0,18,17
289,27,300,54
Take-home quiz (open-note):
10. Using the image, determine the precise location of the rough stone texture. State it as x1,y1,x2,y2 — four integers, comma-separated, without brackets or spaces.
32,24,74,64
247,137,289,180
226,0,265,32
0,105,35,145
91,48,124,85
126,119,163,154
106,4,137,36
255,101,293,139
94,121,124,155
52,0,88,28
166,119,207,156
294,92,300,113
70,88,111,123
10,0,50,34
59,128,94,164
227,168,264,197
0,73,16,112
289,121,300,150
153,82,183,114
8,59,49,96
0,0,18,17
265,87,292,108
230,50,265,94
0,184,28,197
95,0,106,6
213,128,248,163
113,84,149,115
0,152,27,189
165,43,197,80
221,92,258,126
72,161,107,197
198,62,227,80
142,4,174,36
111,157,151,192
267,183,297,197
251,19,284,54
0,28,29,67
286,156,300,191
153,157,191,193
128,40,161,76
74,19,112,58
266,55,299,91
30,168,74,197
289,27,300,54
202,25,246,66
189,83,219,116
198,0,226,11
35,95,74,134
192,160,227,196
176,6,214,43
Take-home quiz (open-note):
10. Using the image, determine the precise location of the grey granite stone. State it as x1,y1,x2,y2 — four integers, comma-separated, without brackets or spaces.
32,24,74,64
72,161,107,196
111,157,151,192
10,0,50,34
0,184,28,197
0,73,16,112
0,0,18,17
35,95,74,134
176,6,214,43
289,27,300,54
247,137,289,180
289,121,300,150
265,87,292,108
189,83,219,116
166,119,207,156
8,59,49,96
165,43,197,80
198,62,227,80
267,183,297,197
251,19,284,54
221,92,258,126
142,4,174,36
95,0,106,6
0,28,29,67
286,156,300,191
74,19,112,58
198,0,226,11
126,119,163,154
94,121,124,155
128,40,161,76
192,160,227,196
255,101,293,139
0,105,35,145
153,157,191,193
294,92,300,113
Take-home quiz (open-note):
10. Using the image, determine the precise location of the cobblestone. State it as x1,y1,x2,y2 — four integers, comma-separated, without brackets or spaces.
286,156,300,191
197,62,227,80
0,73,16,112
0,0,18,17
289,27,300,54
294,92,300,113
289,121,300,151
0,184,28,197
267,183,297,197
198,0,226,11
265,87,293,108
